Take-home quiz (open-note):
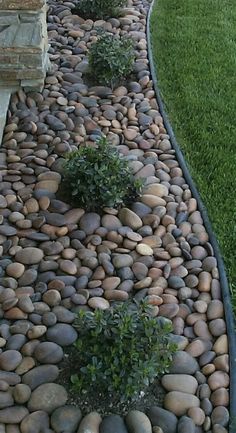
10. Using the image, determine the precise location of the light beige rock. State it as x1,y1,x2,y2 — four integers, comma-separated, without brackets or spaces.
213,335,228,355
187,407,205,426
161,374,198,394
88,298,110,310
208,371,229,391
118,208,142,230
164,391,200,416
77,412,102,433
144,183,168,197
136,243,153,256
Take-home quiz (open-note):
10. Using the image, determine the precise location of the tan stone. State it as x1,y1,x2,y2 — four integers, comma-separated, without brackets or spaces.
88,297,110,310
164,391,200,416
136,243,153,256
208,371,229,391
187,407,205,426
141,194,166,207
144,183,168,197
211,388,229,407
213,335,228,355
161,374,198,394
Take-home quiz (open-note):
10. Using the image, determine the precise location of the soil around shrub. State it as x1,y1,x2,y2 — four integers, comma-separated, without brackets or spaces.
58,346,165,416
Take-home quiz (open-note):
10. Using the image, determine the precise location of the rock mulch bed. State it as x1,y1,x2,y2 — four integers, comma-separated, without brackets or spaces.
0,0,230,432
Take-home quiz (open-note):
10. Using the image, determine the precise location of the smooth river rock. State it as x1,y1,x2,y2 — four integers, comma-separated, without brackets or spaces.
164,391,200,416
125,410,152,433
146,406,178,433
27,383,67,413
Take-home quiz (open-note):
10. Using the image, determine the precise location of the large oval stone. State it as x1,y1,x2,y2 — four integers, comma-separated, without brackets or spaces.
161,374,198,394
118,208,142,230
15,248,44,265
22,365,59,390
27,383,67,413
46,324,77,346
164,391,200,416
34,342,63,364
0,406,29,423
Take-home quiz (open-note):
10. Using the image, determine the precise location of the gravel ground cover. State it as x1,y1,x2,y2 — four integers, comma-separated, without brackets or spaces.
0,0,230,432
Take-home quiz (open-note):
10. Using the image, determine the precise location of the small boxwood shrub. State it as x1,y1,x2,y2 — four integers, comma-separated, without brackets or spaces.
71,302,177,401
62,136,142,211
74,0,126,20
89,32,135,88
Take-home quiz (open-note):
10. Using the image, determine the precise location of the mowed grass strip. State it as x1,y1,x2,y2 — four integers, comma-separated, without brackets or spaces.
150,0,236,303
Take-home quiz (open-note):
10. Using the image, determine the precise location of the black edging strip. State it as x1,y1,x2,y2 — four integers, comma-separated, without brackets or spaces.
146,1,236,430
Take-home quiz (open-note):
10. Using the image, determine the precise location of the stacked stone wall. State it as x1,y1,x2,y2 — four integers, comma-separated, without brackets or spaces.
0,0,49,90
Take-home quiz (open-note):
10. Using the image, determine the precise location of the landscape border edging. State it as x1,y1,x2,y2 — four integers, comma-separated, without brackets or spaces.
146,1,236,430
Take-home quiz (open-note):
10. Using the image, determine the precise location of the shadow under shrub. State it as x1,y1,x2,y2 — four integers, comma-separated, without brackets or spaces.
88,32,135,88
71,302,177,402
61,136,142,211
73,0,126,20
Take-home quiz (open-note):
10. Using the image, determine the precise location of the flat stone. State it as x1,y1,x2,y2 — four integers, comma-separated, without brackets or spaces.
22,365,59,390
27,383,67,413
146,406,178,433
112,254,134,269
15,248,44,265
0,226,17,236
0,406,29,423
125,410,152,433
51,405,82,433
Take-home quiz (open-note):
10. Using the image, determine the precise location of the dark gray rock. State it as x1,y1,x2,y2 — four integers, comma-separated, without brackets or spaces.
51,405,82,433
100,415,128,433
46,323,77,346
146,406,178,433
22,365,59,390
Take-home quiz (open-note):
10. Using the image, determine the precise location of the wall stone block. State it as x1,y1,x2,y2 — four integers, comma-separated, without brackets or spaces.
0,0,49,91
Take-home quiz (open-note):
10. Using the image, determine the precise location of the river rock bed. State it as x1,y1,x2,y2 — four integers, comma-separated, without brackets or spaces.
0,0,230,432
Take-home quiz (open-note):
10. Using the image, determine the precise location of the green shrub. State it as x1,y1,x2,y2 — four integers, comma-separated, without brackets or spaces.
89,32,135,88
74,0,126,20
62,136,142,211
71,302,177,401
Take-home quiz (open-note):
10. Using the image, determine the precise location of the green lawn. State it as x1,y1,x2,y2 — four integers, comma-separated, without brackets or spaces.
150,0,236,303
